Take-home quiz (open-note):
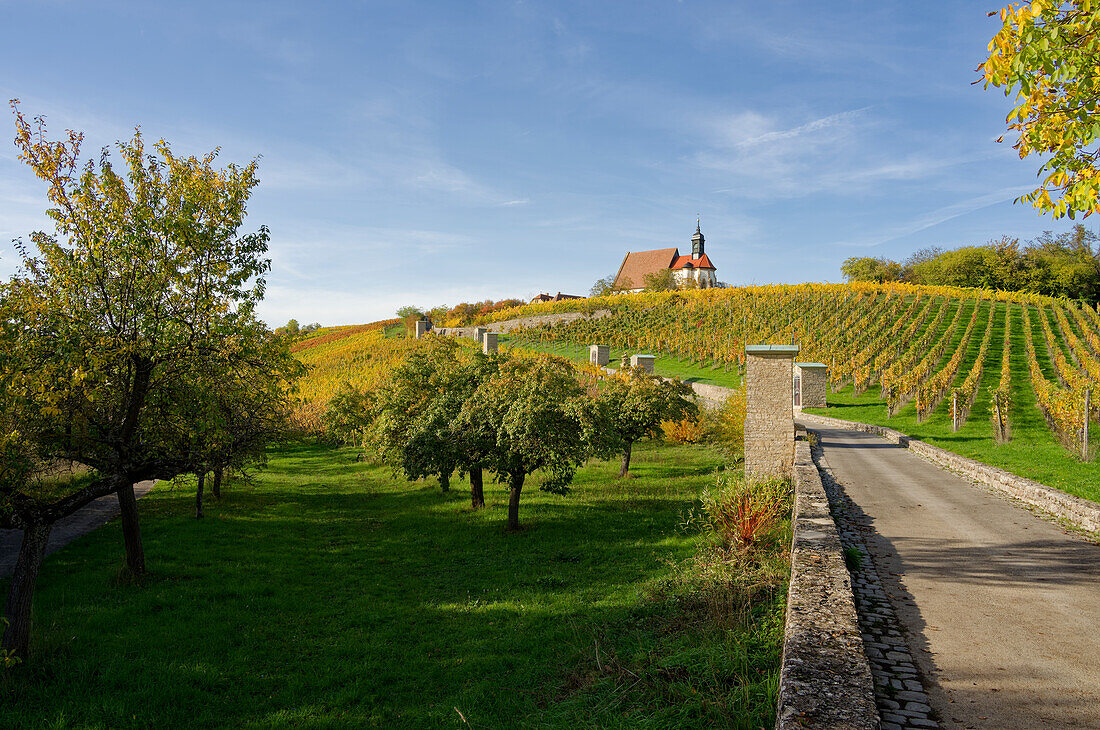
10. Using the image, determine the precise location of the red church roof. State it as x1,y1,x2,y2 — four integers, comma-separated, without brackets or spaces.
611,248,679,290
670,253,715,270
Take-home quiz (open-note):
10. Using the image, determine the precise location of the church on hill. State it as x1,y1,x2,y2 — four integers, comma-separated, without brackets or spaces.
611,223,717,293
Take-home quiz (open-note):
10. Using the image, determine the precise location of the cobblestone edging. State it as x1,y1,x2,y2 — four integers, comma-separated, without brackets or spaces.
801,413,1100,533
777,440,878,729
812,444,939,730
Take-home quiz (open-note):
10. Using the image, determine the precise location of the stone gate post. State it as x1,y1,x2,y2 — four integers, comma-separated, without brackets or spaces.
745,344,799,478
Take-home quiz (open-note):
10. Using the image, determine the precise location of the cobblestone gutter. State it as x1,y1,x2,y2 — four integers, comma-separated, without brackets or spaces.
811,443,939,729
802,413,1100,533
777,440,878,729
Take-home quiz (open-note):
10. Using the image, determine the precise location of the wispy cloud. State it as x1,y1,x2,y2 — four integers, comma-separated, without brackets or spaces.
830,187,1033,249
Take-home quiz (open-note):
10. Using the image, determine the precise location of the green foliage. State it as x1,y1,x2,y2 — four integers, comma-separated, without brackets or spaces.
643,268,676,292
2,104,296,505
395,305,424,320
841,229,1100,303
322,383,377,446
841,256,903,283
458,354,593,497
595,366,698,474
590,274,629,297
700,390,748,456
983,2,1100,218
0,620,19,671
368,337,477,487
685,472,792,554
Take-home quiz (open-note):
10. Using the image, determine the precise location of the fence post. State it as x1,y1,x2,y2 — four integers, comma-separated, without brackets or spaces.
994,397,1002,442
1085,389,1092,461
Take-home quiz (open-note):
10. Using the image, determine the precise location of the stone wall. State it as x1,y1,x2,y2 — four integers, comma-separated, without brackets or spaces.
745,346,798,478
434,309,611,339
778,440,879,729
687,381,734,409
800,412,1100,534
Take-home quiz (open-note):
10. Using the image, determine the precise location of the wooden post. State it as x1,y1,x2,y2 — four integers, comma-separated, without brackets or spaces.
994,398,1002,442
952,392,958,432
1085,389,1091,461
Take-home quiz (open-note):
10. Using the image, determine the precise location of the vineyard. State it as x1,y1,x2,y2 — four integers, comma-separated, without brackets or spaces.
482,283,1099,462
289,283,1100,498
288,318,412,430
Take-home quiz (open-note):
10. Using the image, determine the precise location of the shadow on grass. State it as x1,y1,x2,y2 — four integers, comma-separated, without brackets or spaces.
0,441,778,729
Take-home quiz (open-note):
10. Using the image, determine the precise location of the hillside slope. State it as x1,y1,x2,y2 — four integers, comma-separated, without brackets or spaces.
291,283,1100,499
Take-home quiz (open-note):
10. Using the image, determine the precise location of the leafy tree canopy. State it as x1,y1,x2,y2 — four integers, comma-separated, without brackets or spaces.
983,1,1100,218
595,367,698,477
840,226,1100,302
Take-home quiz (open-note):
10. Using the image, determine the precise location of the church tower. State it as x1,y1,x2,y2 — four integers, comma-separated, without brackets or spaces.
691,220,705,259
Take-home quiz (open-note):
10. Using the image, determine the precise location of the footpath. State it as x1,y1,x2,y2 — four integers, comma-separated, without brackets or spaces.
801,415,1100,729
0,481,156,578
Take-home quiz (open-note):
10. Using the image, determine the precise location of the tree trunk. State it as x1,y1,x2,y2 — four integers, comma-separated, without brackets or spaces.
116,482,146,575
439,471,450,493
2,520,51,660
507,472,525,531
211,465,223,499
195,472,205,519
619,442,633,478
470,466,485,509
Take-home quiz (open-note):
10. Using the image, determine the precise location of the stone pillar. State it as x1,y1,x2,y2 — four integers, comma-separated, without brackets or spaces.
474,327,488,342
745,344,799,478
795,363,827,410
415,320,430,339
630,354,656,373
483,332,498,355
589,345,609,366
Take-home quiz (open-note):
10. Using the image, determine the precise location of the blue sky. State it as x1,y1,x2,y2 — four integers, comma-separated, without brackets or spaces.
0,1,1071,325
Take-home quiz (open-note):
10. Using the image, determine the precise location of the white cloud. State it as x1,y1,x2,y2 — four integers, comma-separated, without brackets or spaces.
829,187,1033,249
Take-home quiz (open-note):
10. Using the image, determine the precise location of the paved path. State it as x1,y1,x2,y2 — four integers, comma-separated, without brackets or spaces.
0,481,156,578
801,416,1100,729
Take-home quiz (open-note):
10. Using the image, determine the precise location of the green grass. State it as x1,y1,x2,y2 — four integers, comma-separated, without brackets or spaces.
806,303,1100,504
499,337,744,389
1,440,785,729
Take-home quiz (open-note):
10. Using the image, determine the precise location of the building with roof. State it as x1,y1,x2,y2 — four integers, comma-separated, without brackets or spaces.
531,291,582,304
611,223,717,293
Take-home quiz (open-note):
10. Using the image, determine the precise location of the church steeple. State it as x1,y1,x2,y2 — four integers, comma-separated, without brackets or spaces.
691,219,705,259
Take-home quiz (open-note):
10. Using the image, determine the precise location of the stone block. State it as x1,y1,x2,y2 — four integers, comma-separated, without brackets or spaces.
745,344,798,478
795,363,828,410
414,320,430,339
630,354,655,373
589,344,609,367
482,332,498,355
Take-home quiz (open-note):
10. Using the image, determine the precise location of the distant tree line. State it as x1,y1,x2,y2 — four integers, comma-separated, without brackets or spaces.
395,299,527,331
841,225,1100,303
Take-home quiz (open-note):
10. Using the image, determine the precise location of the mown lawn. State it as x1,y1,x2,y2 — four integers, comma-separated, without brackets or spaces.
0,440,785,729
